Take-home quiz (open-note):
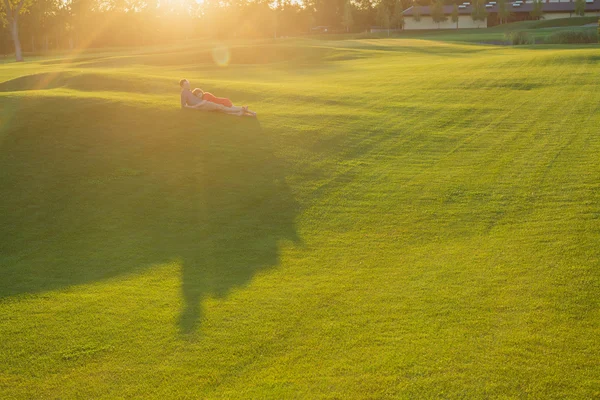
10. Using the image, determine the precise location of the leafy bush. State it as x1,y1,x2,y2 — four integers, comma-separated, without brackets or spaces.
505,31,533,45
545,30,598,44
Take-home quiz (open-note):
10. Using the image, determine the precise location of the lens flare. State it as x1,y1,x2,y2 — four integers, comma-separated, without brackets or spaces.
212,44,231,67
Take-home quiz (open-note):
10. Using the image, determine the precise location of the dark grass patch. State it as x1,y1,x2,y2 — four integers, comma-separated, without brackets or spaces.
0,96,300,334
462,79,547,91
0,72,173,94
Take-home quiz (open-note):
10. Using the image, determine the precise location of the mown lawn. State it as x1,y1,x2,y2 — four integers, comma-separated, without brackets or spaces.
1,39,599,398
314,17,599,44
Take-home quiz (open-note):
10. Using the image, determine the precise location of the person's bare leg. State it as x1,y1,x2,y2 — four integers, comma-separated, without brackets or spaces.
242,106,257,117
209,102,244,116
193,101,243,116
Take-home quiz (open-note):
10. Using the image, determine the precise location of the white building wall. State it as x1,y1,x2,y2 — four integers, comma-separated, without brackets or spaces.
542,12,575,19
542,12,600,18
458,16,488,28
404,15,487,30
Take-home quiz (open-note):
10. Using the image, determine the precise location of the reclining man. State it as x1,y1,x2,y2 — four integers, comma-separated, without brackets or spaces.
179,79,256,117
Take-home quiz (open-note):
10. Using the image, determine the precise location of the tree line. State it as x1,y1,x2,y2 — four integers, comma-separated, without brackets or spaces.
2,0,581,61
2,0,405,60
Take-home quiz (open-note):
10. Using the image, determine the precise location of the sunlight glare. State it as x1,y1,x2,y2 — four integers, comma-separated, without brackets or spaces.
212,44,231,67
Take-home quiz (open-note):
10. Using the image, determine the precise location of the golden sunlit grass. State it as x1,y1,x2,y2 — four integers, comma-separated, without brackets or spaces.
1,38,599,398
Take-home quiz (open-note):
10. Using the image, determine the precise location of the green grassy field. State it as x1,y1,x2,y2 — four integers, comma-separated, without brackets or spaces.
1,37,599,398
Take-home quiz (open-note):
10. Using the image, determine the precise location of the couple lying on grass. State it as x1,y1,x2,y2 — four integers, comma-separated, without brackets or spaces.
179,79,256,117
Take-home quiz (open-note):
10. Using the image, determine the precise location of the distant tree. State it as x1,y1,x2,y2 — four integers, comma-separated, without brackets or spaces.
18,0,55,52
0,0,31,61
273,7,279,38
574,0,585,16
530,0,544,19
69,0,86,48
431,0,441,26
308,12,317,33
412,3,421,22
342,0,354,32
377,1,391,35
392,0,404,30
315,0,343,29
451,3,459,28
278,2,304,37
497,0,510,24
352,0,376,32
471,0,488,24
431,0,447,28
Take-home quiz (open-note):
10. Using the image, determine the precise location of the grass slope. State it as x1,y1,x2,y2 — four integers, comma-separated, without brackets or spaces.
369,17,599,43
1,39,599,398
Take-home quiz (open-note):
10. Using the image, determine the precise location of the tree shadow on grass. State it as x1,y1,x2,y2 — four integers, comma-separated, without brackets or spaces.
0,96,300,334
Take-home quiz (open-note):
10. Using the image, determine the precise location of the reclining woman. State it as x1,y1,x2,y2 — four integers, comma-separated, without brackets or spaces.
192,88,232,107
179,79,256,117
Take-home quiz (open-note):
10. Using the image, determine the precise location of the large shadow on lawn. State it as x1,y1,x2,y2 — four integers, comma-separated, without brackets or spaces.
0,96,299,334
